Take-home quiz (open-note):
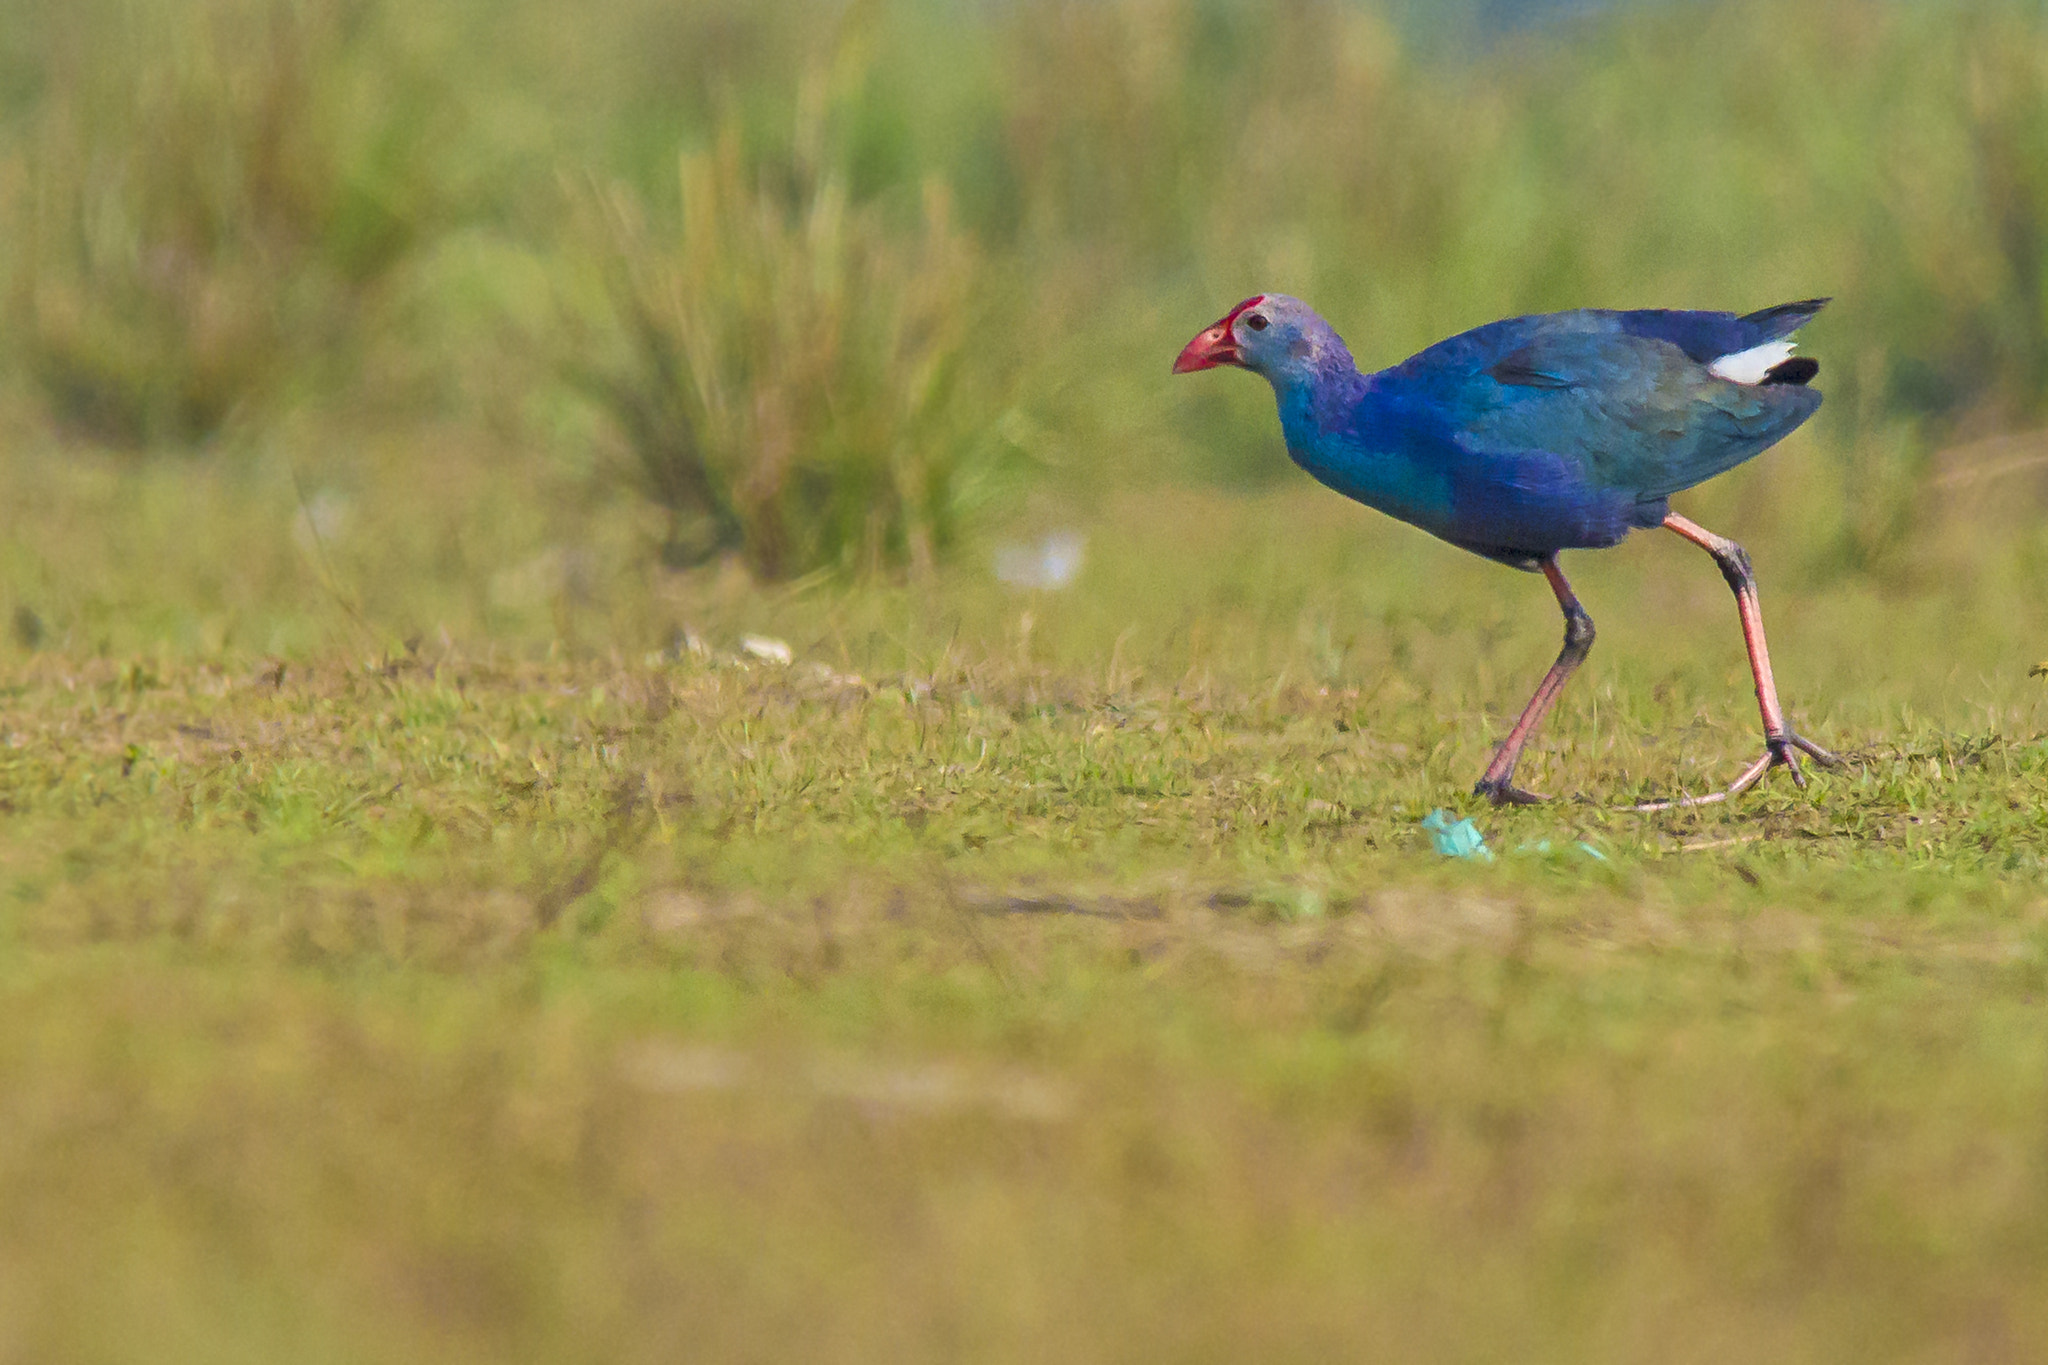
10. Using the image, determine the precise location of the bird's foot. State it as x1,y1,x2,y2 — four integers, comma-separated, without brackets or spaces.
1628,730,1840,813
1473,776,1551,807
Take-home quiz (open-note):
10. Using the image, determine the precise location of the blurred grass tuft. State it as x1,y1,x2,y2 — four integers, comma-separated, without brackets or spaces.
0,0,463,446
563,23,1002,578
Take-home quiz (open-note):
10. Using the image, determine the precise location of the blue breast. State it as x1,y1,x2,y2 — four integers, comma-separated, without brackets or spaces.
1276,363,1648,567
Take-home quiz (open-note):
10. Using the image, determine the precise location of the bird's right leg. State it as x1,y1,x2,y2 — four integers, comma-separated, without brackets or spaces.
1474,556,1595,807
1629,512,1838,812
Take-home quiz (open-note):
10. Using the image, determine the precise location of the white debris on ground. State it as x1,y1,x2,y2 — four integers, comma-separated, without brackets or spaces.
994,529,1085,590
739,634,793,665
649,629,866,689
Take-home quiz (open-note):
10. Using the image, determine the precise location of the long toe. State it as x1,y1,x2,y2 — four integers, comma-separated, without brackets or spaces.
1790,732,1841,767
1627,749,1776,813
1629,734,1851,812
1629,788,1730,813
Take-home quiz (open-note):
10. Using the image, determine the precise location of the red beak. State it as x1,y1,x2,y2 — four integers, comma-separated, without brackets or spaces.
1172,296,1266,373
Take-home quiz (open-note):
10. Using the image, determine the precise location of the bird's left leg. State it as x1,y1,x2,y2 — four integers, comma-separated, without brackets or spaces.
1474,556,1595,807
1631,512,1839,812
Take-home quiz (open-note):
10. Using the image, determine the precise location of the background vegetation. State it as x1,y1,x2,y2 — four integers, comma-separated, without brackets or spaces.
4,0,2048,606
3,0,2048,1360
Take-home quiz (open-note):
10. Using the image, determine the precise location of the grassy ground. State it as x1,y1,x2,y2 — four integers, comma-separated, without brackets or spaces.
6,0,2048,1357
4,483,2048,1363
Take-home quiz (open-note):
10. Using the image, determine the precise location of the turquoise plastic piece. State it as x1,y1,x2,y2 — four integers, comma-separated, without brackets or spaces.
1420,809,1494,862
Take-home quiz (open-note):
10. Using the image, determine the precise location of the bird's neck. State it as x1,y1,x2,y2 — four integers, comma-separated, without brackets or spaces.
1272,357,1370,438
1270,361,1451,534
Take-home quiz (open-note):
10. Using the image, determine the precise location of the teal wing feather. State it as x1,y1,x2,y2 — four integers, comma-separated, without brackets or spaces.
1452,326,1821,500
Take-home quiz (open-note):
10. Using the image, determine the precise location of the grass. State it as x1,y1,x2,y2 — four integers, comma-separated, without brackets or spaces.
4,486,2048,1361
566,120,994,577
5,0,2048,1357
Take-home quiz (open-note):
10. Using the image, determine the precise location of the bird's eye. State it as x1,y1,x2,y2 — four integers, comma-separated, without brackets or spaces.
1244,313,1269,332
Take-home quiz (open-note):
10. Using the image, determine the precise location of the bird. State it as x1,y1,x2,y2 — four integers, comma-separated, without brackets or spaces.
1174,293,1837,808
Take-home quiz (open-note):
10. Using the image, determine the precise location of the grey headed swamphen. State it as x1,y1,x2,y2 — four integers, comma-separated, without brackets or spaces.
1174,294,1838,808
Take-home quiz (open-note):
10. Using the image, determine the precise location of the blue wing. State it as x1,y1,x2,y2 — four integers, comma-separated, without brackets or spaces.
1360,306,1822,560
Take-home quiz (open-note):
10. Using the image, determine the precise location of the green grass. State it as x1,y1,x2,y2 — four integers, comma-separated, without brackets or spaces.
4,0,2048,1357
4,486,2048,1361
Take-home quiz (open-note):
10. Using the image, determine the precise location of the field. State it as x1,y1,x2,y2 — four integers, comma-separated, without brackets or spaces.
5,0,2048,1361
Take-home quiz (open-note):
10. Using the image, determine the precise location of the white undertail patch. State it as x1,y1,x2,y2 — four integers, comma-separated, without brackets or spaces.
1708,339,1796,385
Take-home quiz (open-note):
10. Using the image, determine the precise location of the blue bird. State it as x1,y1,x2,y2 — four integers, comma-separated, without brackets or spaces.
1175,293,1838,807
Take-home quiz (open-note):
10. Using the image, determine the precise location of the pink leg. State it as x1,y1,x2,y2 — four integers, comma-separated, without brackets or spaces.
1631,513,1839,812
1474,556,1594,807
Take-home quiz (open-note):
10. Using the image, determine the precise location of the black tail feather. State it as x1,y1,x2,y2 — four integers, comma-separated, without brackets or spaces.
1761,356,1820,386
1740,298,1830,340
